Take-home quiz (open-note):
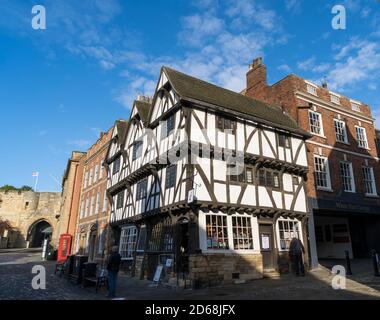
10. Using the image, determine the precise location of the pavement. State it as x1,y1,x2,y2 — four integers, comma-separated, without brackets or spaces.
1,248,380,300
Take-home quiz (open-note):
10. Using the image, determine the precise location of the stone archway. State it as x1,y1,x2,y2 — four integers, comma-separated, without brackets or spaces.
27,219,53,248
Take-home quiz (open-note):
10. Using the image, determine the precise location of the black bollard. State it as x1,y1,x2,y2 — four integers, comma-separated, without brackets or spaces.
371,250,380,277
345,250,352,275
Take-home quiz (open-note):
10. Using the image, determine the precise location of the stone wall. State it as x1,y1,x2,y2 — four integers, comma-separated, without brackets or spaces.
189,253,263,287
0,190,61,248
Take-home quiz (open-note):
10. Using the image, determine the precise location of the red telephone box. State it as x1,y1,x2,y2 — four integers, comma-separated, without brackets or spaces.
57,234,72,263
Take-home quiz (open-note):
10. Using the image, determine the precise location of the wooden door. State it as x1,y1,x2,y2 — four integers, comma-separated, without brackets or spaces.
259,224,275,270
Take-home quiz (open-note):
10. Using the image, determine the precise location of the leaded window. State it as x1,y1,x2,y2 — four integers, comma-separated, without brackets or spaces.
257,169,280,189
113,157,121,174
216,116,237,134
136,180,148,200
232,216,253,250
116,190,124,209
165,165,177,189
162,114,175,138
132,141,143,161
278,133,290,148
206,215,229,250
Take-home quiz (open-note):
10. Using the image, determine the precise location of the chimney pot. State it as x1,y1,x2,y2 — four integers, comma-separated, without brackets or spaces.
252,57,263,68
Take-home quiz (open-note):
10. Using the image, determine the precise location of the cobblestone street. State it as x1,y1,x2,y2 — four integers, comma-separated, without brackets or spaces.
1,249,380,300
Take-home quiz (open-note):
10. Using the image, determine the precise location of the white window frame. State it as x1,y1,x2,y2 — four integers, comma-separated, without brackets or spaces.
90,195,95,215
119,226,138,261
80,200,84,219
102,191,108,212
363,166,377,196
334,119,348,144
89,168,93,186
94,164,99,183
276,218,303,252
85,198,90,217
306,82,318,96
351,102,361,112
355,126,369,149
199,212,259,254
330,94,340,105
309,110,324,136
95,192,100,214
340,161,356,193
84,172,89,189
100,161,104,179
313,155,332,191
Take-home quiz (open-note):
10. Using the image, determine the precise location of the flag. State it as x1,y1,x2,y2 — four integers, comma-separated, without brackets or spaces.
32,172,39,177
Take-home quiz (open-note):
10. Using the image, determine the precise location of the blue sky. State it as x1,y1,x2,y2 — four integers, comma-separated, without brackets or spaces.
1,0,380,191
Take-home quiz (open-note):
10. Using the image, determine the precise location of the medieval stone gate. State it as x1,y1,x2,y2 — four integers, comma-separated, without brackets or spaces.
0,191,62,249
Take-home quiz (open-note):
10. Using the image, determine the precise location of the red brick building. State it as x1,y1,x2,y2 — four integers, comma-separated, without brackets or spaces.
73,128,113,264
245,57,380,265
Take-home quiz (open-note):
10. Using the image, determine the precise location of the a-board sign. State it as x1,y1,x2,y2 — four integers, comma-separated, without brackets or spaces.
153,265,164,283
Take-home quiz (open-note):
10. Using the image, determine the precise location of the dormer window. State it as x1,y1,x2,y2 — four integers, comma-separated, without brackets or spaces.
351,102,361,112
306,82,318,96
330,95,340,105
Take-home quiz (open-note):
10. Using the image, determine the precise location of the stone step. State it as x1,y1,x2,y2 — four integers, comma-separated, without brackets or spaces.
263,270,281,279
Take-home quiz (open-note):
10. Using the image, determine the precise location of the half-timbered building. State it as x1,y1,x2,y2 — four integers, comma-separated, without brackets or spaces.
105,68,311,286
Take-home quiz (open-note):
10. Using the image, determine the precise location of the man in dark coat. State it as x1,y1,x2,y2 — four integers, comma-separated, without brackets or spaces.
107,246,122,298
289,237,305,276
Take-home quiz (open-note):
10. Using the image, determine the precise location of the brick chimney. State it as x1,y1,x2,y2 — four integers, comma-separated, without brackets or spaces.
246,57,268,99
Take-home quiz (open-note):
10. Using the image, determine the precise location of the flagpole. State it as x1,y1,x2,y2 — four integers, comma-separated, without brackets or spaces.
34,173,39,192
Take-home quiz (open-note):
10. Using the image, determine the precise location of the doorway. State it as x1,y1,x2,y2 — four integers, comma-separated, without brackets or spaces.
28,220,52,248
176,219,189,274
259,224,275,271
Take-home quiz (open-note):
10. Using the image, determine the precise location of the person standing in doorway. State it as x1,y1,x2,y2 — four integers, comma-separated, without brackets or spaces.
106,245,122,298
289,237,305,276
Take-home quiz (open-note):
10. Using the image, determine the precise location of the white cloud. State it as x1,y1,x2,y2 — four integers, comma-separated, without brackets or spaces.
178,13,225,47
297,57,331,74
285,0,301,14
67,140,91,149
278,64,291,72
327,40,380,90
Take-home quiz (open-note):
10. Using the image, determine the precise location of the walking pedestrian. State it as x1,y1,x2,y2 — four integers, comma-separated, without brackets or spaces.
106,245,121,298
289,237,305,276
